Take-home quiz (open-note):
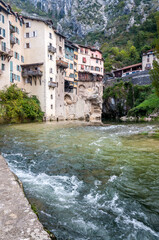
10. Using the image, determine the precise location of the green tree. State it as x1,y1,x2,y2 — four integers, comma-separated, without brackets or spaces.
150,15,159,97
0,85,44,123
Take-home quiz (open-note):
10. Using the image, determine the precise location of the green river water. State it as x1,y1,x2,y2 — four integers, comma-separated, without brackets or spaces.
0,122,159,240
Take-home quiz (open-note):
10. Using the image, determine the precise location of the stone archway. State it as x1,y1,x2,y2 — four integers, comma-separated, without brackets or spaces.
64,94,72,105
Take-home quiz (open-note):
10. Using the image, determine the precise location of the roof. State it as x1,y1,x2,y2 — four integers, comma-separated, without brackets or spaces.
55,31,66,39
22,15,55,29
78,44,102,53
143,49,155,55
0,1,11,14
114,63,142,72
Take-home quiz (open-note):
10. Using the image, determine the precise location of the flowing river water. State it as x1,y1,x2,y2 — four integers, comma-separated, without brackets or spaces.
0,122,159,240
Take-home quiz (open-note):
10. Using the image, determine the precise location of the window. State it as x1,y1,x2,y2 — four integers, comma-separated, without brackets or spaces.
16,38,19,44
1,41,6,51
17,65,20,71
50,68,53,73
51,94,53,99
51,105,53,109
59,36,61,42
69,73,74,78
26,32,30,38
95,67,100,71
147,57,149,62
83,57,86,63
3,29,5,37
92,54,93,57
70,63,73,69
50,77,53,82
74,54,78,60
50,55,52,60
85,66,89,71
16,27,19,34
91,66,94,70
81,65,84,70
10,73,13,83
96,59,98,63
1,63,5,71
85,49,88,54
33,31,37,37
1,56,5,61
59,46,62,53
21,56,24,63
14,52,19,59
10,61,13,72
49,33,52,39
80,48,83,53
26,22,31,28
2,15,4,24
25,43,30,48
146,63,151,68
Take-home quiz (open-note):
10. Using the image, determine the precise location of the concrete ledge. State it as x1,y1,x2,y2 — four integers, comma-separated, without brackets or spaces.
0,155,51,240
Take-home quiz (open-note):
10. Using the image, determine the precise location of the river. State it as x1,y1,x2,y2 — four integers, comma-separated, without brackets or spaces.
0,122,159,240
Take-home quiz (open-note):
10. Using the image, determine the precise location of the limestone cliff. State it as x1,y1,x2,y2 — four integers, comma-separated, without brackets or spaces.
7,0,159,41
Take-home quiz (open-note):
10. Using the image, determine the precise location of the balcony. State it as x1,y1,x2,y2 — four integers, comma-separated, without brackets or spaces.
10,24,16,33
48,45,56,54
0,46,13,57
22,69,43,77
56,60,68,68
48,81,58,88
10,36,16,45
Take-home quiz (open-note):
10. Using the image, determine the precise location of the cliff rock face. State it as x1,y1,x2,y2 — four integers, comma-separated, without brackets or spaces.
27,0,158,39
64,81,103,122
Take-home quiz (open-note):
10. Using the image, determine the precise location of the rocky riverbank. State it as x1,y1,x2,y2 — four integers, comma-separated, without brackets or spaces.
0,155,53,240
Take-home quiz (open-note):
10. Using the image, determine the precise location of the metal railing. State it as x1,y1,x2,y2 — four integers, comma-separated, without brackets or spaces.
10,36,16,45
48,45,56,54
48,81,58,88
10,24,16,33
0,46,13,56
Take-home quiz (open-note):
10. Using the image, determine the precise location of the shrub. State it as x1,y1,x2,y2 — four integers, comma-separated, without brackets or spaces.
0,84,44,123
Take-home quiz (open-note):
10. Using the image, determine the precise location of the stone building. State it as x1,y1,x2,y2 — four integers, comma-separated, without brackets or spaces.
142,49,159,71
0,0,104,123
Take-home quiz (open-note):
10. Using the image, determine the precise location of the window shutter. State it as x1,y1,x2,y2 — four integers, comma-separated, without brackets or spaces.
3,29,5,37
10,61,13,72
2,15,4,23
10,73,13,82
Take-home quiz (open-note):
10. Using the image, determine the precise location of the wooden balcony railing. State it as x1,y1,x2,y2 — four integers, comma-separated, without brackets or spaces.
22,69,43,77
56,59,68,68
